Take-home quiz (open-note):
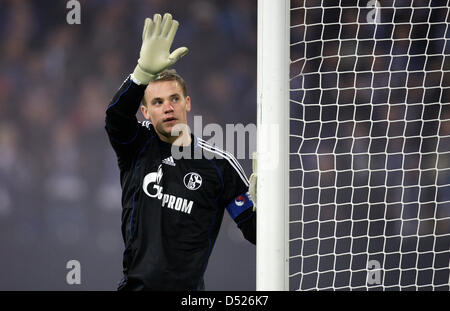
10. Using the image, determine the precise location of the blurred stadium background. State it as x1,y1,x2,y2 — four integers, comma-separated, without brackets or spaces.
0,0,257,290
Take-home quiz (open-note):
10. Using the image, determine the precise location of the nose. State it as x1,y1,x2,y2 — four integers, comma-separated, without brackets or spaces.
163,100,174,113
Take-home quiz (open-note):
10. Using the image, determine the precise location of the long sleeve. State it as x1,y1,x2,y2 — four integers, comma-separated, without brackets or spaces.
219,158,256,245
235,209,256,244
105,75,148,171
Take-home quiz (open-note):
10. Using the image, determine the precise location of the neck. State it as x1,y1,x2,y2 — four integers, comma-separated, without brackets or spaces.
158,124,192,146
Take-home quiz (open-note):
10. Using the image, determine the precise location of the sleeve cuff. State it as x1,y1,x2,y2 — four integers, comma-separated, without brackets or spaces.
130,73,144,85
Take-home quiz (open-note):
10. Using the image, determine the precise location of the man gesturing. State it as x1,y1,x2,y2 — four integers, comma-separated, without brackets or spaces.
105,13,256,291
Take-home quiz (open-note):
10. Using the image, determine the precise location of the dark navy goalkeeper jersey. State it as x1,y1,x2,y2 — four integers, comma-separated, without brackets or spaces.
105,75,256,291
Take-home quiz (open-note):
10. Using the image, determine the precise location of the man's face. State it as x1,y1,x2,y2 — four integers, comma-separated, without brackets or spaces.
141,80,191,142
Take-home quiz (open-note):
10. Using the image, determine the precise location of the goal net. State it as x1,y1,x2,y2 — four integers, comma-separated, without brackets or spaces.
285,0,450,290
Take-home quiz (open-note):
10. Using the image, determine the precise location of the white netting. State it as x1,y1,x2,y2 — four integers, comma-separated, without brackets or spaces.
289,0,450,290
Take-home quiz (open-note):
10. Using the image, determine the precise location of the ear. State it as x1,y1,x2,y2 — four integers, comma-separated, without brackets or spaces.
141,104,151,120
185,96,191,112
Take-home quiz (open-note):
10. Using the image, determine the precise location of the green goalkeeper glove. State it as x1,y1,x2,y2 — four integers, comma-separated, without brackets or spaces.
249,152,257,211
132,13,189,84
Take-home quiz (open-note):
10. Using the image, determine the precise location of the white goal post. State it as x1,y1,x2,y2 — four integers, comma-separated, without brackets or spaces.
256,0,290,291
257,0,450,291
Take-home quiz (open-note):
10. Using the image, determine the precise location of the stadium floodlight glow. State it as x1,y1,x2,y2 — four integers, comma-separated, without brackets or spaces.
257,0,450,291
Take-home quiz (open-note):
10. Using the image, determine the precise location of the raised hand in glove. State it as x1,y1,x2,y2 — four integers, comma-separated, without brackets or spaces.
132,13,189,84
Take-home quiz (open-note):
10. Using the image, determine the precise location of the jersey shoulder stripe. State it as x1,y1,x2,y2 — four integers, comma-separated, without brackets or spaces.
196,138,249,186
198,142,249,187
196,138,248,182
139,120,152,129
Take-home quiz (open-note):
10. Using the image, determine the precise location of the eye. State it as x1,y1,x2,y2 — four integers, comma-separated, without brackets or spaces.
171,96,179,102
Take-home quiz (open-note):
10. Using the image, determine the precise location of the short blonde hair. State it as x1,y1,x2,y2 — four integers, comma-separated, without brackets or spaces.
142,69,187,106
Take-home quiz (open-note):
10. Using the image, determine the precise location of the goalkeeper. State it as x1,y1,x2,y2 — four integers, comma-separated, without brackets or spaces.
105,13,256,291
